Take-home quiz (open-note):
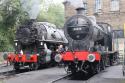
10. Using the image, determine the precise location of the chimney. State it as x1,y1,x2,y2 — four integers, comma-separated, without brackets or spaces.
26,19,36,26
76,7,85,15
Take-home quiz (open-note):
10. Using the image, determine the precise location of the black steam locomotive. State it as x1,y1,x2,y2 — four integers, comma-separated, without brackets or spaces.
9,20,68,70
59,7,118,74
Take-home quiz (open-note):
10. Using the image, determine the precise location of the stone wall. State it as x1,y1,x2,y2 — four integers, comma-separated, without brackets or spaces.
63,0,125,29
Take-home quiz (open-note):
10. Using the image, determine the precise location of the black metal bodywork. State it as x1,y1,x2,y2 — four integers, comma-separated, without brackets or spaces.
62,7,118,74
64,15,112,51
14,20,68,70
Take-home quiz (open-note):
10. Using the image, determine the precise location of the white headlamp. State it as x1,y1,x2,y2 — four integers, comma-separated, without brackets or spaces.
87,54,95,62
54,54,62,63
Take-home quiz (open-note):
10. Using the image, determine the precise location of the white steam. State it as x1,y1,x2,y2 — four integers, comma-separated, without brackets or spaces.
67,0,83,8
20,0,41,19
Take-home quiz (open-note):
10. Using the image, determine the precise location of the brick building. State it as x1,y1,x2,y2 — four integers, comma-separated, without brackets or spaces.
63,0,125,29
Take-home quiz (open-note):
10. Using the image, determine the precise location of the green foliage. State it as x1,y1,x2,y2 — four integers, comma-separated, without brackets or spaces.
0,32,7,51
0,0,29,28
37,4,64,28
0,0,29,52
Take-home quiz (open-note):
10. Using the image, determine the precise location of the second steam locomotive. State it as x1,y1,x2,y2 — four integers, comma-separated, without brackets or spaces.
57,7,118,74
8,20,68,70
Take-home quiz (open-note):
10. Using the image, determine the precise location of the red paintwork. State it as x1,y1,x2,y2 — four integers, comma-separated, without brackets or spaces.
74,51,89,60
62,51,101,61
62,52,74,61
7,53,15,62
92,52,101,60
14,54,38,63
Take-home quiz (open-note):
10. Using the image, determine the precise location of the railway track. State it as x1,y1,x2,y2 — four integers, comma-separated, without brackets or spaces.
0,65,102,83
51,73,73,83
51,71,99,83
0,64,11,69
0,65,57,80
0,65,14,75
0,70,15,80
0,65,30,80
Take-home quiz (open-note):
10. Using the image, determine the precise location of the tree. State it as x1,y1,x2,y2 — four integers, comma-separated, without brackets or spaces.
0,0,29,51
37,4,65,28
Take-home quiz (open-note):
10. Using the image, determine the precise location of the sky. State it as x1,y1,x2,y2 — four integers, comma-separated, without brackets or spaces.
66,0,83,7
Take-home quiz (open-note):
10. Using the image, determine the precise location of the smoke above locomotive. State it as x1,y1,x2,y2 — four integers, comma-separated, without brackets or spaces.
20,0,41,19
64,7,112,51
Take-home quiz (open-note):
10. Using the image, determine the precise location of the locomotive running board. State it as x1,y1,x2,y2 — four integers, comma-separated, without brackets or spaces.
39,40,67,44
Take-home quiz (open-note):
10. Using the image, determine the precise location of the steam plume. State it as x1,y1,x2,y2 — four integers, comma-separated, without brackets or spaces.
20,0,41,19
